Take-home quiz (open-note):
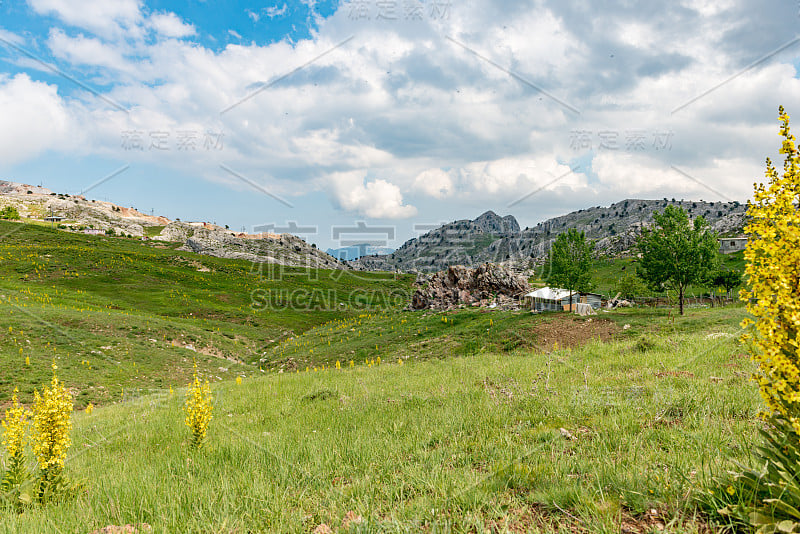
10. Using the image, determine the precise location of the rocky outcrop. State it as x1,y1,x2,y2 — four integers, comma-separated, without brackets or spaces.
409,263,530,310
177,230,345,269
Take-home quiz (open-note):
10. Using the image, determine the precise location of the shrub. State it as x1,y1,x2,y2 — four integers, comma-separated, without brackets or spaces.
0,206,20,220
705,106,800,532
184,361,213,449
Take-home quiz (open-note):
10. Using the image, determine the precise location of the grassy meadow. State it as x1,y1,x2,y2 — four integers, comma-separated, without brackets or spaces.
0,219,762,532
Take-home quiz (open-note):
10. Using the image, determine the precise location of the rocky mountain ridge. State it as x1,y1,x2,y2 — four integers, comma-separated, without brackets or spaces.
349,199,747,273
0,180,343,269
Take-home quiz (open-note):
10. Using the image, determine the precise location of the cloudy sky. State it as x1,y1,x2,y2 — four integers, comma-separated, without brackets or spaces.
0,0,797,248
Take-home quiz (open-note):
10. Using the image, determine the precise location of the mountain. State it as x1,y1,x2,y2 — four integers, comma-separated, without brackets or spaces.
326,244,396,261
348,199,747,273
0,180,343,269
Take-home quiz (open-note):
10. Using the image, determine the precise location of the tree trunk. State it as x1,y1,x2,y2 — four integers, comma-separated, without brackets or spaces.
679,285,684,315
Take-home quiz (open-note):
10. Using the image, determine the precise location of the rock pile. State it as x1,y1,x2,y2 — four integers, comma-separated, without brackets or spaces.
409,263,530,310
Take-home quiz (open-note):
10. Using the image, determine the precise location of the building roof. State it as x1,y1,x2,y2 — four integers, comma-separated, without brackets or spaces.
525,287,577,301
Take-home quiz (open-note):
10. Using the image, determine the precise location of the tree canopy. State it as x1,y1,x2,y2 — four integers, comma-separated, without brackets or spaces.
545,228,594,310
636,205,718,314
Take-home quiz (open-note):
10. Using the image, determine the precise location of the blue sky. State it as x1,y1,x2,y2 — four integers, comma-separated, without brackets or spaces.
0,0,798,248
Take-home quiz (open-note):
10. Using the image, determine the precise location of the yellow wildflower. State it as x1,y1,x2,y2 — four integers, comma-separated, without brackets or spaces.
31,364,73,471
236,376,242,385
2,388,29,460
184,360,213,448
85,403,94,415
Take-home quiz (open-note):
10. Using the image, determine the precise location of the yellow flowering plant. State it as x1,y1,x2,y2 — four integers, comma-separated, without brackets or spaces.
184,361,213,449
1,388,32,510
707,107,800,532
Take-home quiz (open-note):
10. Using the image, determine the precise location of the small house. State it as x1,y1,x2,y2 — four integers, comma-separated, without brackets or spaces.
525,287,604,312
83,228,104,235
719,237,747,254
44,216,64,222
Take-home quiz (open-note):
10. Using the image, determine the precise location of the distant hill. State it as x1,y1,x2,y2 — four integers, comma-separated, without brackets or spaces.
0,180,343,269
326,244,396,261
348,199,747,273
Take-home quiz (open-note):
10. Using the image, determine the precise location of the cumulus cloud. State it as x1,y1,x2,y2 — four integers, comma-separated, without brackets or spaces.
0,74,75,165
28,0,143,39
329,171,417,219
6,0,800,220
148,12,196,38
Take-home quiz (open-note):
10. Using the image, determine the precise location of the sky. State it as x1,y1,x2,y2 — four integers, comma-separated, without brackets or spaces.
0,0,798,249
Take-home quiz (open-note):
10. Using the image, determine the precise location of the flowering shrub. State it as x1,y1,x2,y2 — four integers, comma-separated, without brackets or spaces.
184,361,213,449
707,107,800,532
31,366,73,472
1,388,32,511
741,106,800,428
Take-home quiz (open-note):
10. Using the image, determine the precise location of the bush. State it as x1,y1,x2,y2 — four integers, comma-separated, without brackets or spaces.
0,206,20,220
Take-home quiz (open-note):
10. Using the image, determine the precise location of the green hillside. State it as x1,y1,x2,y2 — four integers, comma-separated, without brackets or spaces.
0,220,412,406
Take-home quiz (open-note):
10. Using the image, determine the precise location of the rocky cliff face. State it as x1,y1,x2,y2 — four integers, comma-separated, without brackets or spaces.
410,263,530,310
161,222,344,268
349,199,747,273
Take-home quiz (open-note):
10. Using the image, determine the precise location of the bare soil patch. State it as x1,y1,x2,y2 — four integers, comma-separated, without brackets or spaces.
524,315,619,351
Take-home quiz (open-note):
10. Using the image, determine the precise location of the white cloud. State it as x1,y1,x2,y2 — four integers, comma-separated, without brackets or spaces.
329,171,417,219
148,12,196,38
48,29,130,71
266,4,288,18
412,168,453,198
28,0,143,38
0,74,75,166
8,0,800,218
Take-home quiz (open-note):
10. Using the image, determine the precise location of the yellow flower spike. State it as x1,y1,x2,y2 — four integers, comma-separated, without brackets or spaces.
236,376,242,385
85,403,94,415
184,360,213,449
398,358,403,365
350,360,354,368
31,367,73,471
169,386,174,395
335,360,341,369
377,357,381,365
2,388,29,461
25,356,29,366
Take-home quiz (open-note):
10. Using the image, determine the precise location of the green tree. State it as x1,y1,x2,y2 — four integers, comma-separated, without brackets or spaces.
615,272,647,300
636,205,718,315
545,228,594,311
707,267,742,297
0,206,20,220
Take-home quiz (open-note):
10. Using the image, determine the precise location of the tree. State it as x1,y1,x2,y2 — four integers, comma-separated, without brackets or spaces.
636,205,718,315
615,272,647,300
545,228,594,311
707,267,742,298
0,206,20,220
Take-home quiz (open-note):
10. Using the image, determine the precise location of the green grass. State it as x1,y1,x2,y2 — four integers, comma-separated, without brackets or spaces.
0,220,762,532
143,225,166,237
0,306,758,533
587,253,745,297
